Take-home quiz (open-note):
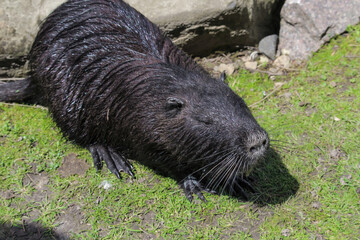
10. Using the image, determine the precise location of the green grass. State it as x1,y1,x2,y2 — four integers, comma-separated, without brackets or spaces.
1,25,359,239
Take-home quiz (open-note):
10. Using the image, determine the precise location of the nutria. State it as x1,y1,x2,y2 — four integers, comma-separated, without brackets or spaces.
0,0,269,202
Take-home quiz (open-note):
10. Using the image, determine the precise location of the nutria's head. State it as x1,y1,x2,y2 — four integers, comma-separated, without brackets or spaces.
133,66,269,192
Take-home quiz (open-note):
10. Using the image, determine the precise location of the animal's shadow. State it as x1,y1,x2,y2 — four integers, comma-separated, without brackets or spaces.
0,222,64,240
194,147,298,205
245,148,299,205
146,147,298,205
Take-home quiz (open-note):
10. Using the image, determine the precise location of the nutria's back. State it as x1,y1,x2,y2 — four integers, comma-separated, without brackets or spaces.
6,0,270,201
30,0,206,146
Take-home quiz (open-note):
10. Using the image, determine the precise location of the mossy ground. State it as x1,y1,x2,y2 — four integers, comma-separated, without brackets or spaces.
0,25,359,239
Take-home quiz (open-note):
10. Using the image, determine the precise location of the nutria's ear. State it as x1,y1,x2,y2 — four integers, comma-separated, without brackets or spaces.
166,97,184,110
219,71,227,84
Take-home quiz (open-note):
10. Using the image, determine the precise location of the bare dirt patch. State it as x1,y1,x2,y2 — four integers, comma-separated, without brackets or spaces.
54,204,91,239
58,153,90,178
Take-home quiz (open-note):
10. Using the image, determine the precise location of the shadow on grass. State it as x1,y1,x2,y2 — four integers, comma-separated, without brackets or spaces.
205,148,299,205
0,222,65,240
133,146,298,205
249,148,299,205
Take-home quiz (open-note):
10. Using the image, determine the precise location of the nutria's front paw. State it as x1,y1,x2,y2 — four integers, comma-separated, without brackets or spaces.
89,145,135,179
180,176,209,203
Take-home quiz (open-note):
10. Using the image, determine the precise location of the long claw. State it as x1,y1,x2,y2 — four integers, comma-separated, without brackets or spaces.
108,148,135,178
88,145,135,179
186,192,194,203
195,189,207,203
89,146,103,170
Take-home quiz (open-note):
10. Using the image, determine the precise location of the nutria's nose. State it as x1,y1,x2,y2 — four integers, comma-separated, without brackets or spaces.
247,132,269,158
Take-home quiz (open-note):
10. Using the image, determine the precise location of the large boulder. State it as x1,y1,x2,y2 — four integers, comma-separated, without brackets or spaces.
0,0,64,77
129,0,283,56
278,0,360,60
0,0,64,57
0,0,283,77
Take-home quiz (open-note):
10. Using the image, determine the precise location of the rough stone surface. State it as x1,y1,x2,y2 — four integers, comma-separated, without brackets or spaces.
0,0,64,77
244,61,258,70
273,55,290,69
278,0,360,59
131,0,284,56
0,0,284,77
260,55,269,64
214,63,235,75
258,34,278,60
0,0,64,57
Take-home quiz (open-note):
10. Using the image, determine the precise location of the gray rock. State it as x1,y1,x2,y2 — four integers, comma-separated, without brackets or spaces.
0,0,283,62
133,0,283,56
278,0,360,60
258,34,278,60
0,0,64,57
0,0,65,77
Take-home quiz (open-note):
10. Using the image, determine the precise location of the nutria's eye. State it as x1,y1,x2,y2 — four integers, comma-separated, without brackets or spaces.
165,97,184,111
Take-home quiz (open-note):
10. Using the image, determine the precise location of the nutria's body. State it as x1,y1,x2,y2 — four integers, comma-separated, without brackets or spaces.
0,0,269,201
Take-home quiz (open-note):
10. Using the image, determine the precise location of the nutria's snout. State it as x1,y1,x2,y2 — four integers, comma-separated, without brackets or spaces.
246,130,270,160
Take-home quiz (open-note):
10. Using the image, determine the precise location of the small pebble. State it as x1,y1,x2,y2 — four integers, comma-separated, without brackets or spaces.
273,55,290,69
245,61,257,70
99,180,112,190
214,63,235,75
331,116,340,121
260,55,269,64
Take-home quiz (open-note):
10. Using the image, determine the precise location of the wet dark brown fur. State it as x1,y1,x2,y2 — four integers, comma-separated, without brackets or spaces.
0,0,269,201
